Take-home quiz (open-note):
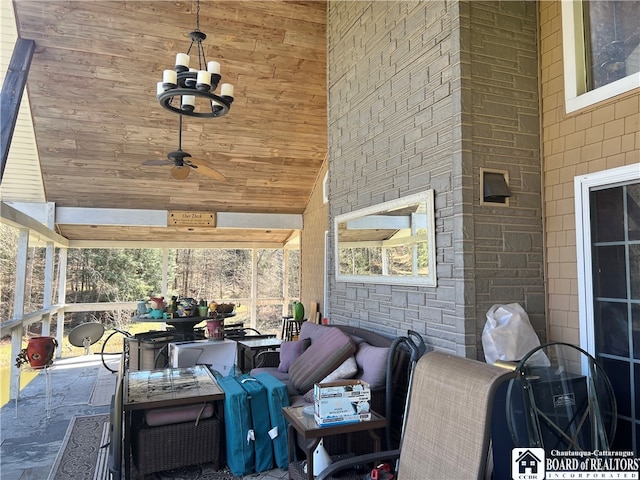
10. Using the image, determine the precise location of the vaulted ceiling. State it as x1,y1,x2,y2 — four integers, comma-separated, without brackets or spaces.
2,1,327,246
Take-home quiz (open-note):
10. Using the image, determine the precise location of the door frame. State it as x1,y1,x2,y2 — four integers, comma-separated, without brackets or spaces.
574,163,640,353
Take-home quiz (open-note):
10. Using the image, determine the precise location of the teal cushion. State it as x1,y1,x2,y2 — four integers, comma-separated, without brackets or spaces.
289,327,356,394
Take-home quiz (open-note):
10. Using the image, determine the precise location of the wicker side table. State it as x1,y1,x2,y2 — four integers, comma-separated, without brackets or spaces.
132,416,220,476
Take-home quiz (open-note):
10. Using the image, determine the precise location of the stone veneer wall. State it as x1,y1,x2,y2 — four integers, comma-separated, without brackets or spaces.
327,0,544,358
465,1,546,348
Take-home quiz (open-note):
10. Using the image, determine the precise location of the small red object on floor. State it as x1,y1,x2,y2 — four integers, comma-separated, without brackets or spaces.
370,463,394,480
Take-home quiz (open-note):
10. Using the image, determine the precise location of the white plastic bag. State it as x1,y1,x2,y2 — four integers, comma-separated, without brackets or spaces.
482,303,547,366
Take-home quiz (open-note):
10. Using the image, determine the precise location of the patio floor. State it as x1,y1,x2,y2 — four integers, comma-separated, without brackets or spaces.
0,354,288,480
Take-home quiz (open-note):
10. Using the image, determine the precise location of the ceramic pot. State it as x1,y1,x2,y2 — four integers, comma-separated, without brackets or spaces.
26,337,57,368
206,319,224,340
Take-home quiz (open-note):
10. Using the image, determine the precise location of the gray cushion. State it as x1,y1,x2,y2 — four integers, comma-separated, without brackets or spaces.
298,321,330,344
145,402,213,427
355,342,390,389
277,338,311,373
289,327,356,394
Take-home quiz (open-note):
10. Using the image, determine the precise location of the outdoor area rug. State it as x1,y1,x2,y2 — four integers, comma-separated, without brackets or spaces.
89,360,118,407
47,410,287,480
48,414,110,480
154,464,288,479
155,465,241,479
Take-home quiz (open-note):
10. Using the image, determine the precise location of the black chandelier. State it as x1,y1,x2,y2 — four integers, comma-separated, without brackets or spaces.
157,0,234,118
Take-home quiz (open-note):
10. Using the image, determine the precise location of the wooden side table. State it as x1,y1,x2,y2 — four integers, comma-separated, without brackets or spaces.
236,337,282,372
282,406,387,480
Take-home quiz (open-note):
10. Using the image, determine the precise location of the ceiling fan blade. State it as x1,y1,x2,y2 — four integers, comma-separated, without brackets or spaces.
171,165,191,180
187,157,227,181
143,159,173,166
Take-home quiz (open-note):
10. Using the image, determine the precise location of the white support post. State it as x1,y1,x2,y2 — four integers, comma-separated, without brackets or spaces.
251,249,258,329
161,248,169,298
283,250,290,316
41,241,54,336
161,248,169,331
42,202,56,336
55,248,68,359
10,228,29,401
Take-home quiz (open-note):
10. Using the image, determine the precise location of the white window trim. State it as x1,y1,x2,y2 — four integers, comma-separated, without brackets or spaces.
574,163,640,354
322,171,329,204
561,1,640,114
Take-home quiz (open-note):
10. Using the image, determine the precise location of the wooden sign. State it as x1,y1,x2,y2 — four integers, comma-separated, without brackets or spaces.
168,211,216,227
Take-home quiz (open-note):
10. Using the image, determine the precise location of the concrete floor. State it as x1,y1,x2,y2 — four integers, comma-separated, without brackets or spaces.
0,354,288,480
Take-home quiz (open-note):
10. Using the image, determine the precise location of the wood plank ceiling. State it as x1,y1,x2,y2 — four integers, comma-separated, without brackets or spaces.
7,0,327,245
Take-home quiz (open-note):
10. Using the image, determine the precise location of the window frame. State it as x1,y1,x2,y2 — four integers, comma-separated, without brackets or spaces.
561,0,640,114
574,163,640,353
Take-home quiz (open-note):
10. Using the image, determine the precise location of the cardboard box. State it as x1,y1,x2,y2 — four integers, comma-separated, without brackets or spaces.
314,379,371,426
169,339,237,376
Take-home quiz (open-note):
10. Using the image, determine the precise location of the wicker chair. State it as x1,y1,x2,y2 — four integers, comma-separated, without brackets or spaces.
315,351,514,480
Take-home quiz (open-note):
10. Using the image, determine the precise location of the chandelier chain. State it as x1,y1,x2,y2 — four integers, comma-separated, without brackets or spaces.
196,0,201,32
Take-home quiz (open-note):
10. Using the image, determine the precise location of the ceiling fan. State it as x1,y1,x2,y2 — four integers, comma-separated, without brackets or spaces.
143,116,226,181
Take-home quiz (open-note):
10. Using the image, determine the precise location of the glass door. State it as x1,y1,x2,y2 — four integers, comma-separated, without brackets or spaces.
576,165,640,454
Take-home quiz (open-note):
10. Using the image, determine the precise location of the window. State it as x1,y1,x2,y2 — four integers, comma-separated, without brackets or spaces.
562,1,640,113
334,190,437,286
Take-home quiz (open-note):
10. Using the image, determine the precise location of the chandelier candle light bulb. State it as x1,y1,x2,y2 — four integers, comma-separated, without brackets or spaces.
163,69,177,88
182,95,195,112
196,70,211,90
185,68,198,88
175,53,189,71
207,61,220,74
221,83,234,97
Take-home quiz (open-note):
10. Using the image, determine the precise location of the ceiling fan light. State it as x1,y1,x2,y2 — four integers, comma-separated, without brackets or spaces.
171,165,190,180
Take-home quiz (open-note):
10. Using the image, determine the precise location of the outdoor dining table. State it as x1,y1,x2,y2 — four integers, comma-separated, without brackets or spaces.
132,315,207,341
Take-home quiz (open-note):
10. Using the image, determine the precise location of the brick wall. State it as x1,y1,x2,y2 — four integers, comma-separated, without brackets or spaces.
327,0,544,358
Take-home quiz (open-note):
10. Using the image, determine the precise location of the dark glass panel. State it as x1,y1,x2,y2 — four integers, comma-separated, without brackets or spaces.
633,305,640,360
584,1,640,90
591,187,624,242
630,244,640,300
595,301,629,357
592,245,627,298
628,183,640,241
600,357,631,418
611,417,633,452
